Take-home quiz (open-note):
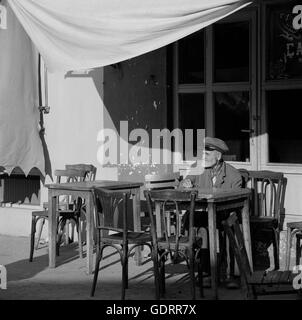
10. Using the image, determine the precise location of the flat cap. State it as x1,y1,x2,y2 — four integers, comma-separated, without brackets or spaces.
205,137,229,154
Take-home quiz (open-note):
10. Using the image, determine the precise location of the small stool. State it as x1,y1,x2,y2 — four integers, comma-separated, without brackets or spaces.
285,221,302,270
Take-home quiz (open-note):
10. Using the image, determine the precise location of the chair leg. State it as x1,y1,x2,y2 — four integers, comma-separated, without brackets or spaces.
218,229,228,283
70,221,75,243
90,247,103,297
57,218,67,256
189,252,196,300
29,216,37,262
272,229,280,270
246,284,257,300
159,253,166,297
197,253,204,298
75,217,83,259
35,217,46,250
121,246,128,300
296,235,301,266
285,227,292,270
64,220,70,245
152,250,161,300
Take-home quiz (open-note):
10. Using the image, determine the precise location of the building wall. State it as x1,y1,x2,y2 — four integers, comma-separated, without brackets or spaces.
103,47,170,184
0,48,169,237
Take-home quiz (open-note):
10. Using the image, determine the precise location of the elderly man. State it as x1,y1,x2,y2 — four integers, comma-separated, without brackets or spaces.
181,136,242,190
181,137,243,288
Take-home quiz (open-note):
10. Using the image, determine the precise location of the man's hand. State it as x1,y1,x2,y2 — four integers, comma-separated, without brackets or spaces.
180,178,193,188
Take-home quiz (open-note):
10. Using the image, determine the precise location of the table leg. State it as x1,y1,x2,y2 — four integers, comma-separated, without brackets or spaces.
48,192,57,268
208,202,218,299
242,198,253,272
155,203,162,238
285,226,292,270
133,188,142,266
86,193,94,274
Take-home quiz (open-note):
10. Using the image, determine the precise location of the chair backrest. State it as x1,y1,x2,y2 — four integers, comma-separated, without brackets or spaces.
54,168,87,183
54,169,87,210
144,189,197,259
93,188,130,242
238,168,250,188
248,171,287,221
65,164,97,181
222,213,252,290
144,173,180,190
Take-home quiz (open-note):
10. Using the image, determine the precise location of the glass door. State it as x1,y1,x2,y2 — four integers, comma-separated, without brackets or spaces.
211,10,257,169
260,1,302,174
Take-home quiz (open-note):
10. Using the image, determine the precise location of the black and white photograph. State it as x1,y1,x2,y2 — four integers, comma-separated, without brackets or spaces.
1,0,302,306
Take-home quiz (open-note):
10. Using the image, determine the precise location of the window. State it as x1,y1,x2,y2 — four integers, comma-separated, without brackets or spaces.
214,91,250,162
172,1,302,167
267,89,302,164
264,1,302,164
178,30,205,84
214,21,250,82
266,1,302,80
179,93,205,158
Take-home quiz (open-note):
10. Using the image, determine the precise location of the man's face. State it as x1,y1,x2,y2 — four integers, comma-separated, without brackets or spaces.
202,148,220,168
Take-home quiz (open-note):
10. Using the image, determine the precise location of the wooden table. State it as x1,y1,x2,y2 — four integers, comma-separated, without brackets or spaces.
155,187,252,299
46,180,143,274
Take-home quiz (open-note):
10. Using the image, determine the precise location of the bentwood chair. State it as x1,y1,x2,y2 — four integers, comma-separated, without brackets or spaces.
222,213,301,299
144,189,203,300
143,173,180,235
29,168,87,261
285,221,302,270
90,188,159,300
65,164,97,241
65,164,97,182
245,170,287,270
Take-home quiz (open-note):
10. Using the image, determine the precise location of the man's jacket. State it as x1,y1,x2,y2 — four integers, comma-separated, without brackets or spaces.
186,161,242,189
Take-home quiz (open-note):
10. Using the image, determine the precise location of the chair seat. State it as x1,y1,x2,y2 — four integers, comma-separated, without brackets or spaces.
58,210,79,219
287,221,302,230
250,216,278,228
43,202,71,211
157,235,202,250
32,210,48,217
101,231,152,244
249,270,295,286
32,209,77,218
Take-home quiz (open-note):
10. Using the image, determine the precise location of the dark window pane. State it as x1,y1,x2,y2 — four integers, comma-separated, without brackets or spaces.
178,30,204,84
179,93,205,158
267,89,302,163
214,92,250,162
266,1,302,80
214,21,249,82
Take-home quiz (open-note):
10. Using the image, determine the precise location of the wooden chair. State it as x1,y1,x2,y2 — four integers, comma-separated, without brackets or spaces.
65,163,97,182
222,213,301,299
285,221,302,270
29,168,87,261
240,170,287,270
65,164,97,240
143,173,180,235
144,189,203,300
90,188,160,300
35,164,97,249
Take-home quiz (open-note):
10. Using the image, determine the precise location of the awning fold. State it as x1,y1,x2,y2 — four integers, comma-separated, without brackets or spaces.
0,1,44,176
8,0,251,73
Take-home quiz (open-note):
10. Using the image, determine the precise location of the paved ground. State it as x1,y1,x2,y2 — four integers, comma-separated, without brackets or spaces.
0,234,300,300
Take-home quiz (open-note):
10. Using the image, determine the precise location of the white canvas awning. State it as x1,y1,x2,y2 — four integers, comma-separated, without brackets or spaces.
1,0,251,175
8,0,251,73
0,1,44,176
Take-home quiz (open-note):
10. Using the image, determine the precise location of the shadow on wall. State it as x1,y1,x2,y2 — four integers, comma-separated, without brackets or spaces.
64,49,170,181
